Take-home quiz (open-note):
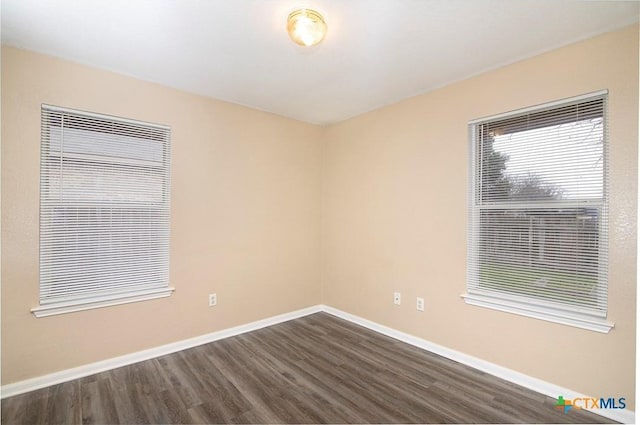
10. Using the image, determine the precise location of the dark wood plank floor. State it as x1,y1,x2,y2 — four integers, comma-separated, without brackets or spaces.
1,312,616,424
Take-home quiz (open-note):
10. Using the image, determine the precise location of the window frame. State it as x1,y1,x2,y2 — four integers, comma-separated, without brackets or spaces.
32,105,174,318
463,90,614,333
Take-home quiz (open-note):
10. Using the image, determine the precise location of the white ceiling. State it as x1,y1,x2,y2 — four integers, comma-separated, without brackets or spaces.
2,1,638,125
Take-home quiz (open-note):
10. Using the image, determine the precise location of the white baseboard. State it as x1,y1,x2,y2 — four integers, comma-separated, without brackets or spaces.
0,305,322,399
321,305,634,424
2,303,633,423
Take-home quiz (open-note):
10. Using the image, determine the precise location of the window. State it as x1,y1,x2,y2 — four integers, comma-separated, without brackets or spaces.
33,105,173,317
464,91,613,333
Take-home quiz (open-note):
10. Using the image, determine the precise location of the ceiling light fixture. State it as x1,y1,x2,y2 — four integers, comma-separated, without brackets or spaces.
287,9,327,47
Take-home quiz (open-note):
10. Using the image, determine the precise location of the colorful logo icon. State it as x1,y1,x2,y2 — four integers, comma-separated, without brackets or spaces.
555,396,573,413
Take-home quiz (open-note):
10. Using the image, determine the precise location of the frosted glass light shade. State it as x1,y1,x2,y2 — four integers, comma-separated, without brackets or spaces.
287,9,327,47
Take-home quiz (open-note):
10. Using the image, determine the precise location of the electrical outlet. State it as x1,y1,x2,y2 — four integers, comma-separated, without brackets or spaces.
393,292,401,305
208,293,217,307
416,297,425,311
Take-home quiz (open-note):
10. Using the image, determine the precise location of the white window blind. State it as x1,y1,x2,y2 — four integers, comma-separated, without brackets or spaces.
465,91,612,332
35,105,173,317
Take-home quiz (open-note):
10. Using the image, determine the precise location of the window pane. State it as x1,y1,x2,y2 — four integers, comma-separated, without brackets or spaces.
477,207,601,309
40,206,169,302
480,117,603,203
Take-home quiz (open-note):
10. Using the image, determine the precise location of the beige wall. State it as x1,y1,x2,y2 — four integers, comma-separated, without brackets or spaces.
1,46,323,384
322,25,638,408
2,24,637,409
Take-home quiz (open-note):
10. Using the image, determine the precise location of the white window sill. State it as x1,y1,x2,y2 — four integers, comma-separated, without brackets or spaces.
31,287,175,318
461,292,614,333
